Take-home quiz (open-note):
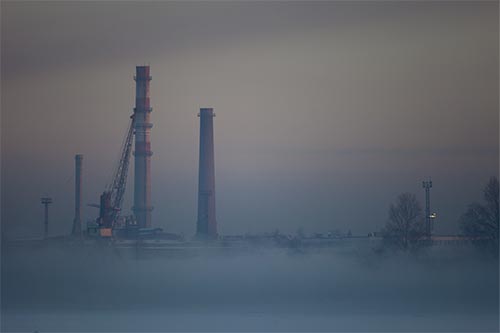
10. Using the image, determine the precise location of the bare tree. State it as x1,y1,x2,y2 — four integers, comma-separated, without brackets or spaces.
460,177,499,257
381,192,425,252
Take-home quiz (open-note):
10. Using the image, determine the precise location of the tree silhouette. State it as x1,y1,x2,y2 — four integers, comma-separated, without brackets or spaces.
381,192,425,252
460,177,499,257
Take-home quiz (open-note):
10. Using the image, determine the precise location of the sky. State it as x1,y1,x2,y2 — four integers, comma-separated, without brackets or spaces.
1,1,498,239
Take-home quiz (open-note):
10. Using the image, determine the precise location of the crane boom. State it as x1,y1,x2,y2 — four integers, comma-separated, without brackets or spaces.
95,114,135,228
108,114,135,222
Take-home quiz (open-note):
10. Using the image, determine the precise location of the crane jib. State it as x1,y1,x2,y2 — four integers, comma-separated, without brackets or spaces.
98,115,136,228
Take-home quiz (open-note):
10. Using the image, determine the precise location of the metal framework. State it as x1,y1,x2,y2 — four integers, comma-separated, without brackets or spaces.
96,115,136,228
108,114,136,219
422,180,433,236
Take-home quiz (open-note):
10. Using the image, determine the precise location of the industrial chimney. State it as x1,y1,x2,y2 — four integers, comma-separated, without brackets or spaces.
196,108,217,238
72,154,83,236
133,66,153,228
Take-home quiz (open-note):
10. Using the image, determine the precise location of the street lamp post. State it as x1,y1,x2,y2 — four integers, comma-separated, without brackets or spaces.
41,197,53,239
422,180,432,237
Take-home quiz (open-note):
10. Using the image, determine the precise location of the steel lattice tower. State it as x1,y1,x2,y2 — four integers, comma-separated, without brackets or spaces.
422,180,433,236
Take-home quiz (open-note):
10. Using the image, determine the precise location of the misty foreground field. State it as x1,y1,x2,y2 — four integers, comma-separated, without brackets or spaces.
1,243,498,332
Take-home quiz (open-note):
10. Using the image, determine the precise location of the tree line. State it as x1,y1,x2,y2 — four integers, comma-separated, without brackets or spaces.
381,177,499,258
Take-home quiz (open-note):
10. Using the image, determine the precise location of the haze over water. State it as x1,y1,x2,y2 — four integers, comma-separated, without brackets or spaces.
2,244,499,332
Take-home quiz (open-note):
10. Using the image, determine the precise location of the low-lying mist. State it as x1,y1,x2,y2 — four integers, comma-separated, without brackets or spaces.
2,243,498,332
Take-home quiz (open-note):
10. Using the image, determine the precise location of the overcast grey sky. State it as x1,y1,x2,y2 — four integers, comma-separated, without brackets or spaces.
1,1,498,239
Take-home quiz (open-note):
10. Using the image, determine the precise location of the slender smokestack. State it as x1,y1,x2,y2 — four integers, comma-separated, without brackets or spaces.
72,154,83,236
133,66,153,228
196,108,217,238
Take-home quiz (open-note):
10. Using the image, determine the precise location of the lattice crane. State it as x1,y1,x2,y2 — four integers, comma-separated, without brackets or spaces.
94,114,136,228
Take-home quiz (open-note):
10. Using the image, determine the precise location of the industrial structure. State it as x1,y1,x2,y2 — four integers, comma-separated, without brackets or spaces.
422,180,433,236
92,114,135,232
196,108,217,238
133,66,153,228
88,66,153,237
40,197,52,239
72,154,83,237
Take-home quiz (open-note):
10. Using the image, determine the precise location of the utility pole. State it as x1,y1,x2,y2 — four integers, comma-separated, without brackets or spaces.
422,180,432,237
41,197,53,239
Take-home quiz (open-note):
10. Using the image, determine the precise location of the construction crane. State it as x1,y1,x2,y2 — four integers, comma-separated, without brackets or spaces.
92,114,136,229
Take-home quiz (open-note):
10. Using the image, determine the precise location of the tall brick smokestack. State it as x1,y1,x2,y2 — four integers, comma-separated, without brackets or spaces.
133,66,153,228
196,108,217,238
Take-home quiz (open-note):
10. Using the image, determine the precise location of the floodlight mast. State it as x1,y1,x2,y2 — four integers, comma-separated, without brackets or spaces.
40,197,53,239
422,180,433,237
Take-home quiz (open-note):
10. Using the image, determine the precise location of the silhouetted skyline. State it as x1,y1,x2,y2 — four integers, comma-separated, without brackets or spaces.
2,1,498,239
